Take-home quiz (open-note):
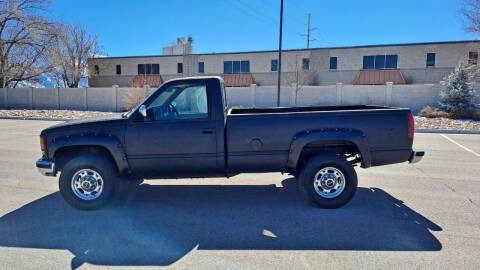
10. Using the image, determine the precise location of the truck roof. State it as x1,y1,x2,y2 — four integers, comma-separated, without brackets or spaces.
163,76,224,84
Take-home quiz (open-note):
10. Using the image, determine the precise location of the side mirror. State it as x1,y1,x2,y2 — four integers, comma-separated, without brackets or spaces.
139,105,147,118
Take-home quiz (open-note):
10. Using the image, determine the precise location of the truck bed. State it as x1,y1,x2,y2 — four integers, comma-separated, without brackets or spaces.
226,105,413,174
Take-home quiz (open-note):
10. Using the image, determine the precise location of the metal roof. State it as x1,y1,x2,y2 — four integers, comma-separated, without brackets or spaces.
131,75,163,87
90,40,480,60
221,73,255,87
353,70,406,85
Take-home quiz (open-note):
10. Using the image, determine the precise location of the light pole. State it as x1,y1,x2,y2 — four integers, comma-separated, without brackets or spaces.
276,0,283,107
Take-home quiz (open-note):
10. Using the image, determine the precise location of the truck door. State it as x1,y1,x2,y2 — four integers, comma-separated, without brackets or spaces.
125,79,222,178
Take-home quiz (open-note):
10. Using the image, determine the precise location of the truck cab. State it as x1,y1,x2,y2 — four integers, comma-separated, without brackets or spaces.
125,77,228,178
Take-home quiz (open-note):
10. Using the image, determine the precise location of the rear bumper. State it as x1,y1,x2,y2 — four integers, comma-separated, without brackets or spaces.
409,151,424,164
36,158,56,176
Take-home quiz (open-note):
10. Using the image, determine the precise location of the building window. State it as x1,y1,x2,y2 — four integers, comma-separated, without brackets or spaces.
330,57,337,70
271,59,278,71
138,64,144,75
363,55,397,69
302,58,310,70
363,56,375,69
223,60,250,73
116,64,121,75
241,60,250,73
385,55,398,69
94,65,99,75
177,63,183,73
233,61,240,73
152,64,159,74
375,55,386,69
198,62,204,73
469,51,478,65
224,61,233,73
146,64,152,74
138,64,159,75
426,53,436,67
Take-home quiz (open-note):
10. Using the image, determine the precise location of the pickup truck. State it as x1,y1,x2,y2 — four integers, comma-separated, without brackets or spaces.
36,76,424,210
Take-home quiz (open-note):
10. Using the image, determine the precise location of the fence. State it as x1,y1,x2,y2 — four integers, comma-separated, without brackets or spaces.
225,82,475,113
1,83,479,114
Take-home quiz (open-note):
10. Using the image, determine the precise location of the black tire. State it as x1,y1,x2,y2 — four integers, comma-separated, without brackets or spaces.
298,153,357,208
59,154,118,210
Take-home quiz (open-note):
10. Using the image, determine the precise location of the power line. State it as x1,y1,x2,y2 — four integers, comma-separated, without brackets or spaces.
226,0,303,37
258,0,306,27
225,0,275,26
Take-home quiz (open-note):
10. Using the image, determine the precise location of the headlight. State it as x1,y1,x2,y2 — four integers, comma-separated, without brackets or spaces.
40,136,46,151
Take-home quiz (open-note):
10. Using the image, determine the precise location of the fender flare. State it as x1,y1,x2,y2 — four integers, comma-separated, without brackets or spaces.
286,129,371,169
48,134,129,174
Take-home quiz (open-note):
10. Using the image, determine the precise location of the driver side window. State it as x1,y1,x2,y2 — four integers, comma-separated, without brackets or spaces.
146,83,208,121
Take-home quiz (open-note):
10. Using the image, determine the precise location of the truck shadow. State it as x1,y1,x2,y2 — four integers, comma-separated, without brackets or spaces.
0,178,442,269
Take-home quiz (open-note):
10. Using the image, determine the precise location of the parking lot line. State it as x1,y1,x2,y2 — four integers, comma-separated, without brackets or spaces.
440,134,480,157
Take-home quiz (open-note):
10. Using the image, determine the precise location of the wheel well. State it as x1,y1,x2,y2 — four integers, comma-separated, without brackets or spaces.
54,145,118,173
294,140,362,174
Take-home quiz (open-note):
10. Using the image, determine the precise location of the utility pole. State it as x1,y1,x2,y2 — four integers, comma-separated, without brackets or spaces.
302,13,316,48
307,13,311,48
276,0,283,107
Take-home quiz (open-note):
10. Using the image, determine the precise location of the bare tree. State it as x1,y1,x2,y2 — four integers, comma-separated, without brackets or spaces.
50,22,100,88
459,1,480,81
461,0,480,33
288,55,314,106
0,0,55,87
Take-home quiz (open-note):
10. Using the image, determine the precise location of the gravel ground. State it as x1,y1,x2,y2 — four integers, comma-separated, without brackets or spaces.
0,109,479,130
415,116,480,130
0,109,114,119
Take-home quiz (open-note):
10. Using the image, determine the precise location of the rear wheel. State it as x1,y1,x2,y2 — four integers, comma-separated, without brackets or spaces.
298,153,357,208
59,154,117,210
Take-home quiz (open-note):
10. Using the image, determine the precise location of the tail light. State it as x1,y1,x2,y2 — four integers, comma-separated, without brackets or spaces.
407,112,414,139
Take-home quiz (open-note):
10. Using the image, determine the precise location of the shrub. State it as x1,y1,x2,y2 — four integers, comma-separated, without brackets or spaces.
448,108,476,119
439,65,476,113
419,106,450,118
419,106,480,120
473,108,480,121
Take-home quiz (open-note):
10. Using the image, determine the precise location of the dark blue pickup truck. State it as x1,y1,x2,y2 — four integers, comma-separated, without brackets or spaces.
36,76,423,210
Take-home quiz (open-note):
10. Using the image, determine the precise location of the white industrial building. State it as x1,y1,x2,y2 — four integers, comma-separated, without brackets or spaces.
88,38,480,87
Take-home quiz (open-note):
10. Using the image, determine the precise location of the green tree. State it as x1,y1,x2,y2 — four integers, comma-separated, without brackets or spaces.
439,65,476,113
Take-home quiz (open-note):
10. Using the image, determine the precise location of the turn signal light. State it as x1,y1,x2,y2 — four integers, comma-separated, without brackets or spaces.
40,136,46,151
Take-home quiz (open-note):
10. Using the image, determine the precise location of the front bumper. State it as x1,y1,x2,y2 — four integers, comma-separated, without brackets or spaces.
409,151,424,164
36,158,56,176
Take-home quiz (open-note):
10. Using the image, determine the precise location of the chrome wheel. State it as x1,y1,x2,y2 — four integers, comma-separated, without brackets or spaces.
313,167,346,198
71,169,104,200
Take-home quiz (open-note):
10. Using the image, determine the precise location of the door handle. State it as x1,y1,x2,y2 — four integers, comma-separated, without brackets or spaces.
202,129,215,134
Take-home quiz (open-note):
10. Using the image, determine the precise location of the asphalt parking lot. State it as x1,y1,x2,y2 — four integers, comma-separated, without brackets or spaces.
0,119,479,270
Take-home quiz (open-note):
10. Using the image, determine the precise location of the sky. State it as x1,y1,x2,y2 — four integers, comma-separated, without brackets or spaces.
49,0,478,57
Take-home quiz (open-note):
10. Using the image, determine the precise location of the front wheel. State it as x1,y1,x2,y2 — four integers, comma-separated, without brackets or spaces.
298,154,358,208
59,154,117,210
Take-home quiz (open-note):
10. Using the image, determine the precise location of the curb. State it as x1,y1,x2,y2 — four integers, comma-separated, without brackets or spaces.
415,129,480,134
0,116,68,121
